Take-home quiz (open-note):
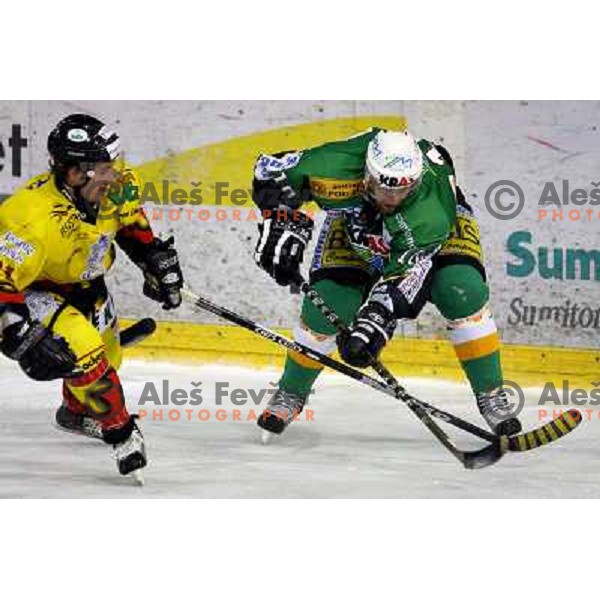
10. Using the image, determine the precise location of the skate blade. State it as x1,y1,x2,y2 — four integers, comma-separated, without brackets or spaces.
53,422,103,441
130,469,145,486
260,430,277,445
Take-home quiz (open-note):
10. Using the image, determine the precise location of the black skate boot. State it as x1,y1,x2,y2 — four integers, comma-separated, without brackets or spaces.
55,405,103,440
103,415,148,485
107,418,147,482
257,388,306,435
476,387,522,436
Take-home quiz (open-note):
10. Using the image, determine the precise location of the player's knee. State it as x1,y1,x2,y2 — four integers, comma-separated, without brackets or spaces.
67,361,129,430
431,265,489,320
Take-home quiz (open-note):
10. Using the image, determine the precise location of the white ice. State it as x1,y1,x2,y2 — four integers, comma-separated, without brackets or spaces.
0,356,598,498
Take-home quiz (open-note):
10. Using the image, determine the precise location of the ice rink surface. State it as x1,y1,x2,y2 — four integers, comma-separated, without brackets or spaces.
0,356,598,498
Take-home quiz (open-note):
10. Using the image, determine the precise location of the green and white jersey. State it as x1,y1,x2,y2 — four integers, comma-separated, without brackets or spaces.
254,128,459,279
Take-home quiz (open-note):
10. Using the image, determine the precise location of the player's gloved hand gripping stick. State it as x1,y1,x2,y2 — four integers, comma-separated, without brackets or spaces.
180,286,582,469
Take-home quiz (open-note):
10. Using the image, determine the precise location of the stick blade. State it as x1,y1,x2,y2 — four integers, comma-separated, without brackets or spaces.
508,409,582,452
462,437,507,470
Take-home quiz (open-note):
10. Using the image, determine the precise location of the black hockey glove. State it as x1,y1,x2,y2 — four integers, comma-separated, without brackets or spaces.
253,169,302,210
337,295,397,369
344,203,390,257
0,304,81,381
254,206,314,287
140,236,184,310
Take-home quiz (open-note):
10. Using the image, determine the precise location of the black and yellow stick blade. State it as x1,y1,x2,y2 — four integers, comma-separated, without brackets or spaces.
508,409,582,452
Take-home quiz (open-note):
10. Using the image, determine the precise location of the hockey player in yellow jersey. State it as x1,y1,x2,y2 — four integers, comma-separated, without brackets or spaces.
0,114,184,479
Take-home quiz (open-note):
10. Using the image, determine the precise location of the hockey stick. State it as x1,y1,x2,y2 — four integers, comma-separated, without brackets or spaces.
295,277,582,457
180,287,506,468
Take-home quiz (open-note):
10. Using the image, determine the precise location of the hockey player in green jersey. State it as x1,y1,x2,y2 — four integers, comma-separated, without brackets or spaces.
251,128,522,438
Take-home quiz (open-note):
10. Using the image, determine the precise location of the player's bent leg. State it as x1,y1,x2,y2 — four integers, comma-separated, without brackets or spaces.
430,264,522,436
44,296,119,429
258,278,366,435
42,297,146,475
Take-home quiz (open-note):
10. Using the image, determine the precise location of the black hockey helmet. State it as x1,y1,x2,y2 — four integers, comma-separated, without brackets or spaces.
47,113,121,169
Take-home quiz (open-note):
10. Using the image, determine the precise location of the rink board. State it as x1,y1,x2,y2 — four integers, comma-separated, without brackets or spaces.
120,319,599,389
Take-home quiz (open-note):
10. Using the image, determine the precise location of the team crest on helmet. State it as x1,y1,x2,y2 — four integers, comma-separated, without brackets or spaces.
67,128,90,142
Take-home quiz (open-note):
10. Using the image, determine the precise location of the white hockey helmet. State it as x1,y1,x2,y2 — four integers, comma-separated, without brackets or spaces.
364,130,424,210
